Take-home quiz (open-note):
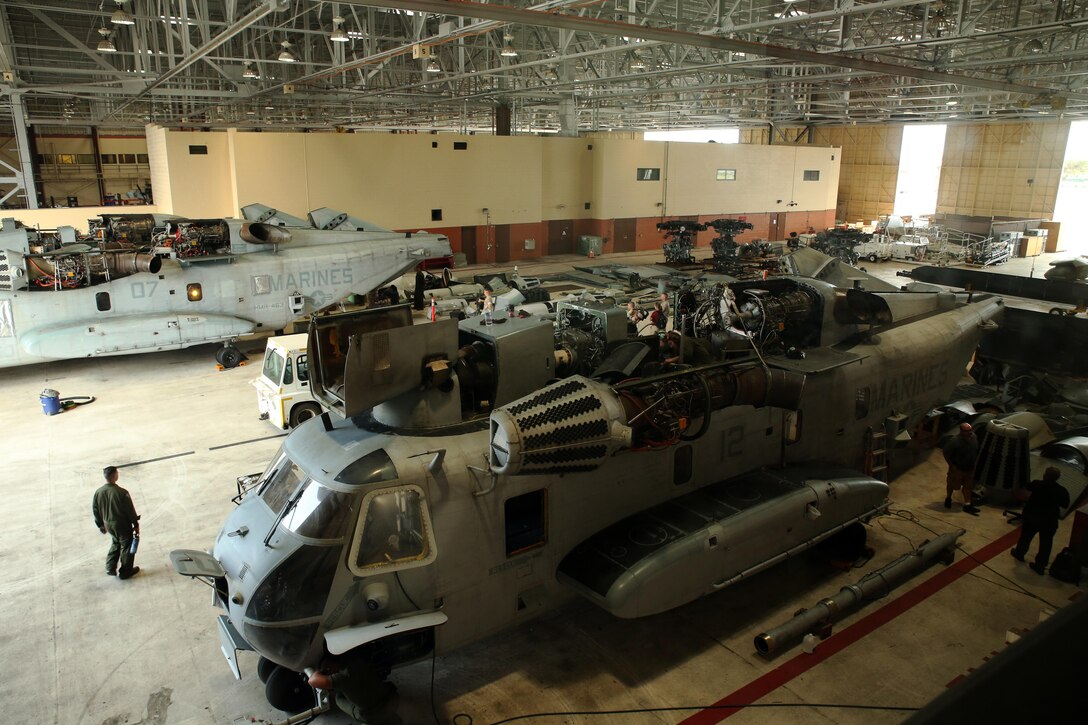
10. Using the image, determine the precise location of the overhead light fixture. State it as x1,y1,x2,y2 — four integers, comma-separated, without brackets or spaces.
1025,38,1045,53
946,99,958,106
426,58,441,73
278,40,297,63
500,33,518,58
97,28,117,53
242,62,258,79
330,16,349,43
630,55,646,70
111,0,135,26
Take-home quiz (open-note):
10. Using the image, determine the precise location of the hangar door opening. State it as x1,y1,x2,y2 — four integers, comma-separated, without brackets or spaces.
1053,120,1088,255
893,124,947,218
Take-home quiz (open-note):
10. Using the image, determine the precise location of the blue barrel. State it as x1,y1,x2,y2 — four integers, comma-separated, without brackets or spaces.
40,389,61,416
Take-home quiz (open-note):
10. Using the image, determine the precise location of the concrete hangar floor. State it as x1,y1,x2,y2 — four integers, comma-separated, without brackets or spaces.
2,248,1083,725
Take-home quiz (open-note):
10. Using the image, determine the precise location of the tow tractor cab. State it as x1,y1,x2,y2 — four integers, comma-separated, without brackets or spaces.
172,275,1003,716
253,334,322,429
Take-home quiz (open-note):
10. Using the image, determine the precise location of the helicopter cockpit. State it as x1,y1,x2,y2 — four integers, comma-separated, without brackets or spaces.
204,432,442,675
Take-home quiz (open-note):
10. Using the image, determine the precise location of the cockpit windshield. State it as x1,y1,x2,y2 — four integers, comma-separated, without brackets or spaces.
257,452,358,541
281,482,356,540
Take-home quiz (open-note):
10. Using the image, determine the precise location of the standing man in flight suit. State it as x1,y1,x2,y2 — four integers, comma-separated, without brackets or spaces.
92,466,141,579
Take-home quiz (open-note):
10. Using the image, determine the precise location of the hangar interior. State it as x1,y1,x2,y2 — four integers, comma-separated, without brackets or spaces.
1,2,1087,725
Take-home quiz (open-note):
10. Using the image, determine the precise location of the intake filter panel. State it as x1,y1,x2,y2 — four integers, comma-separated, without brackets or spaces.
490,376,631,475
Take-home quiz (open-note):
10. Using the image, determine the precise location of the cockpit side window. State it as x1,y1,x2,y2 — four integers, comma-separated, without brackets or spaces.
335,448,398,485
349,486,437,575
259,455,307,515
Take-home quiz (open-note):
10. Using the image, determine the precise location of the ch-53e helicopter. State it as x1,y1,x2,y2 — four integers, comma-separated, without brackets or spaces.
172,255,1004,716
0,209,450,368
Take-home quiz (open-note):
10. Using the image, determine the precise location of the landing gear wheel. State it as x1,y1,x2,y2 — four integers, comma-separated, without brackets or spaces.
868,253,878,263
289,402,322,428
264,666,314,714
256,656,277,684
217,345,243,369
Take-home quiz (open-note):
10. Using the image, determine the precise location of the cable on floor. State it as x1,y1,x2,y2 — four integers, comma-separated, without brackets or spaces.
60,395,96,410
470,700,919,724
888,508,1061,609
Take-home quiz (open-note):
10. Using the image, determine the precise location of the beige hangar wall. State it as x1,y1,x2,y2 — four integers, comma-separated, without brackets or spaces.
225,131,545,229
540,137,595,221
663,142,839,217
145,128,841,233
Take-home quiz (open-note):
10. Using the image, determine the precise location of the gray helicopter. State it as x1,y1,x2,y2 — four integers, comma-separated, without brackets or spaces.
172,262,1004,715
0,210,450,368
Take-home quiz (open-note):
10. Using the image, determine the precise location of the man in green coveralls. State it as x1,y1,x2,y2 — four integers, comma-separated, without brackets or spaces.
92,466,141,579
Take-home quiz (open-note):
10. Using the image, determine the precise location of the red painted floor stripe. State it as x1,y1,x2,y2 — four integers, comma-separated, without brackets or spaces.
679,527,1022,724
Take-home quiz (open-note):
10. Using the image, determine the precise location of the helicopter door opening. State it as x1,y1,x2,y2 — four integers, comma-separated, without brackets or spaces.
505,489,548,557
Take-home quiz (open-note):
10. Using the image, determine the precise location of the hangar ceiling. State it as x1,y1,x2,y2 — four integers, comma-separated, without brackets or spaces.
1,0,1086,133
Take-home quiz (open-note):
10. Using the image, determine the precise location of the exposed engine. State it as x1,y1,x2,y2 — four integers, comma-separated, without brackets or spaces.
25,248,161,289
489,363,806,475
662,277,824,354
554,301,628,376
153,219,231,257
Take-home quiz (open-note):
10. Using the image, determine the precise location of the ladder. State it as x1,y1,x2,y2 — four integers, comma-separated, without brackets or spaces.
865,427,888,482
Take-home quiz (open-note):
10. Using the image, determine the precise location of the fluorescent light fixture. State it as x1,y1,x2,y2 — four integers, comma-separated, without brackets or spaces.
111,1,135,25
97,28,117,52
500,33,518,57
331,16,349,42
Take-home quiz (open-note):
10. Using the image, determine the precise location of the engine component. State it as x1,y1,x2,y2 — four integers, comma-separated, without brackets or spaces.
489,377,632,475
240,222,292,246
490,363,806,474
975,419,1031,504
657,220,706,264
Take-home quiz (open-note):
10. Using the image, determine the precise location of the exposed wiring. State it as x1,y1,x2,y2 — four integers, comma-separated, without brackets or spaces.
394,571,420,611
430,646,443,725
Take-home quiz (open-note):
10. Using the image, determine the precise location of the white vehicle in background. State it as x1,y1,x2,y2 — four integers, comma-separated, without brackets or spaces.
892,234,930,261
855,234,930,263
253,334,323,429
855,238,894,263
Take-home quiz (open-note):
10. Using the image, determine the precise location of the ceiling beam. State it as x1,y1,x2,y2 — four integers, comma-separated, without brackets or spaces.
101,0,289,121
337,0,1088,101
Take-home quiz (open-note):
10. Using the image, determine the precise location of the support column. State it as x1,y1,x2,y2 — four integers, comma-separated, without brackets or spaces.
495,102,511,136
9,93,38,208
91,126,107,205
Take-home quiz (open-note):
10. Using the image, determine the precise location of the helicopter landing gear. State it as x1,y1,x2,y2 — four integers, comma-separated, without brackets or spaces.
256,656,277,684
215,343,244,369
264,665,316,714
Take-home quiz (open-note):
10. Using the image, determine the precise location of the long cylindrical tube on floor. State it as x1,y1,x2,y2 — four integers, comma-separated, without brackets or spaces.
754,529,964,655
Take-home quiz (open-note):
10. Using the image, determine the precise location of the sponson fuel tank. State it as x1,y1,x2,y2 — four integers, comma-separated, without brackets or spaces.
558,468,888,618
